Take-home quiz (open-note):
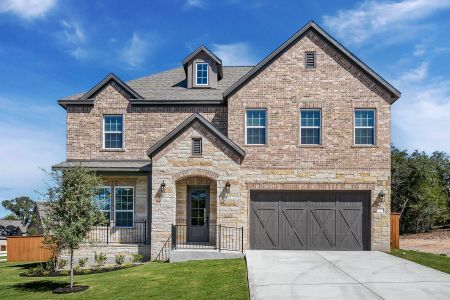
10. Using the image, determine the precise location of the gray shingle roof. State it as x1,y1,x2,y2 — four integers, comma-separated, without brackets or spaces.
61,66,253,102
52,160,151,172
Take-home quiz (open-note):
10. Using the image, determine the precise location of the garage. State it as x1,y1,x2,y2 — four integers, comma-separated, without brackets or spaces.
250,190,371,250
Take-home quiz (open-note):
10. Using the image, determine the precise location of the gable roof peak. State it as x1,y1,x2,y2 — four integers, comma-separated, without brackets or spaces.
224,20,401,103
182,45,222,65
80,73,143,100
147,112,245,159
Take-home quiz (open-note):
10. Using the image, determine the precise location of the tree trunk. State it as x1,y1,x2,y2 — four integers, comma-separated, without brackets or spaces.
70,249,74,289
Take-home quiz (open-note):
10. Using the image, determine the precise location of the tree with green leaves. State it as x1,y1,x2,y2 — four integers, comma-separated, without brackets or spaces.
1,196,35,225
1,214,18,221
391,146,450,233
43,166,104,290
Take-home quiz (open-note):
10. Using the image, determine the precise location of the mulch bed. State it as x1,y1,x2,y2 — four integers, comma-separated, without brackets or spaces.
21,263,144,277
53,285,89,294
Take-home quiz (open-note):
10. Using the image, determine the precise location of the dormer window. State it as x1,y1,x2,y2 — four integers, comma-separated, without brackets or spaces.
196,63,208,86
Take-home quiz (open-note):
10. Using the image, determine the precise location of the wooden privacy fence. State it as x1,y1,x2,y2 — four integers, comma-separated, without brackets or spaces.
390,213,400,250
7,236,54,262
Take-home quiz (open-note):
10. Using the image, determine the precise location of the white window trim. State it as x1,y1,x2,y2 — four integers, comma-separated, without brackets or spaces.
299,109,322,145
103,115,124,149
354,109,376,145
245,109,267,145
195,63,209,86
114,186,134,228
95,186,112,222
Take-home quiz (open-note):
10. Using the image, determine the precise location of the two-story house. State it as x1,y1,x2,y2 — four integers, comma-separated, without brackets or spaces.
53,21,400,260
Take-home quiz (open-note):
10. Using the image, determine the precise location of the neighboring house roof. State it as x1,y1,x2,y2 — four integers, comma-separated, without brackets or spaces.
224,21,401,102
58,66,253,108
52,160,151,172
147,113,246,159
35,202,50,222
0,220,26,237
182,45,223,80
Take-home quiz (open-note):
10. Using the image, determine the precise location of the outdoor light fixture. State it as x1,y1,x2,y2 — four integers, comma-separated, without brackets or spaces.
379,190,385,201
225,182,231,194
161,181,166,193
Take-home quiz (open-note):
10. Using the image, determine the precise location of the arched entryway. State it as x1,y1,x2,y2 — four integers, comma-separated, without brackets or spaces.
175,176,217,245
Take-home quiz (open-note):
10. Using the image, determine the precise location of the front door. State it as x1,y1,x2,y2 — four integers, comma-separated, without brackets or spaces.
187,187,210,243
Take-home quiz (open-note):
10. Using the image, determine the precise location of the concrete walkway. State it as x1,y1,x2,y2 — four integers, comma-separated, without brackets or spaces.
245,250,450,300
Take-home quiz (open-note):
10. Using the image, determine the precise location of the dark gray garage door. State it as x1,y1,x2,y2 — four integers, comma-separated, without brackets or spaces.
250,191,371,250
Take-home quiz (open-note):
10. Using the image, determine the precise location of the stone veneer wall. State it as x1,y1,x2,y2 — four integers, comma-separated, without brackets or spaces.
101,176,148,222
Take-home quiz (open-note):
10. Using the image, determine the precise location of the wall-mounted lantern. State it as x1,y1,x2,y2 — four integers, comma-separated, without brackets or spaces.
225,182,231,194
378,190,385,201
161,181,166,193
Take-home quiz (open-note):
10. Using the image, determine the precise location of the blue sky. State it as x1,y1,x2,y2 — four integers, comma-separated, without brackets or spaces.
1,0,450,217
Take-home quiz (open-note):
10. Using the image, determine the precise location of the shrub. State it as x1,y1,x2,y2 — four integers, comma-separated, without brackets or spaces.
131,253,144,263
57,258,68,270
115,254,125,265
94,252,107,267
78,257,88,268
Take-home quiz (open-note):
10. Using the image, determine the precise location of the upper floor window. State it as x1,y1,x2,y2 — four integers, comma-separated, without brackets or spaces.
104,115,123,149
354,109,375,145
94,187,112,223
305,52,316,69
196,63,208,85
115,187,134,227
246,109,267,145
300,109,321,145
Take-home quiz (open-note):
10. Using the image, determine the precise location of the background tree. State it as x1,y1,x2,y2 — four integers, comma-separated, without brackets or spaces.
1,196,35,225
391,146,450,233
43,166,103,290
1,214,19,221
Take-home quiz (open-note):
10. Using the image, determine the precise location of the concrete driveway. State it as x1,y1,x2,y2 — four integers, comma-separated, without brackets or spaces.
246,250,450,300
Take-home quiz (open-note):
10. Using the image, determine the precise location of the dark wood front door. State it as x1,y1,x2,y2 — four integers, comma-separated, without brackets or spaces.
187,187,210,243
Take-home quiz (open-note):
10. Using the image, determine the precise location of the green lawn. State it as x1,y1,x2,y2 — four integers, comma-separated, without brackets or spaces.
0,259,249,299
391,249,450,274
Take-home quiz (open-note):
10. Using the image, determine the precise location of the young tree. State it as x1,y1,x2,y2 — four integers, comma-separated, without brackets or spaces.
1,196,35,225
43,166,103,290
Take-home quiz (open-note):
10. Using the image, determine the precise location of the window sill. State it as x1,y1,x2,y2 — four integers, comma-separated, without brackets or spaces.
351,145,379,148
244,144,268,147
190,155,203,158
297,144,325,148
100,149,126,152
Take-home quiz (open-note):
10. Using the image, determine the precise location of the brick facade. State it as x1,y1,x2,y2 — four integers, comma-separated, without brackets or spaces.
64,28,394,258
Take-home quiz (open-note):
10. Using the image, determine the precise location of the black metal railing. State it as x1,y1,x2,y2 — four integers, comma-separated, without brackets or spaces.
85,221,147,244
155,234,172,262
171,223,243,252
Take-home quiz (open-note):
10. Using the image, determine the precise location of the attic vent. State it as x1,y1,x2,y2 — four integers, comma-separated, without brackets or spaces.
192,138,202,156
305,52,316,69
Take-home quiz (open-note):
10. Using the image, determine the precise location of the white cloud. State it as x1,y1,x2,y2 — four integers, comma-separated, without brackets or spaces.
392,65,450,153
399,61,428,81
323,0,450,45
186,0,206,8
211,42,257,66
121,33,150,68
58,20,88,60
0,0,56,19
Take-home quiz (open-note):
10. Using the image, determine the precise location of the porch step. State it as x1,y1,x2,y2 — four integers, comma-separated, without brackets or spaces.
169,249,244,263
